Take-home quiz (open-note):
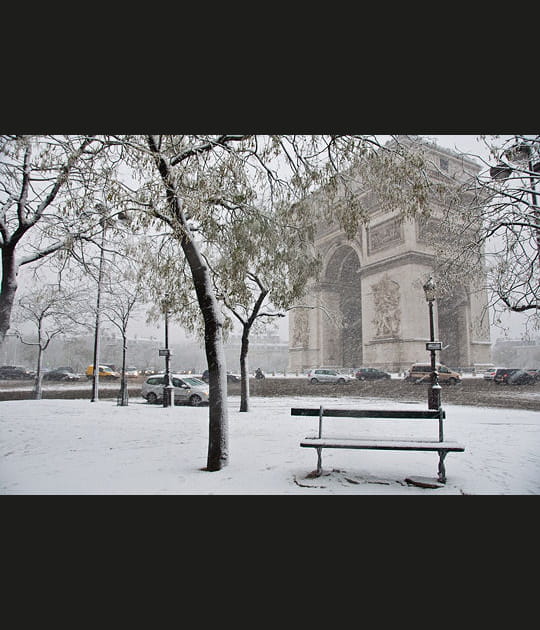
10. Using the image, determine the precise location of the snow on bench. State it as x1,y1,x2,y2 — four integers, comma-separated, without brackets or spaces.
291,406,465,483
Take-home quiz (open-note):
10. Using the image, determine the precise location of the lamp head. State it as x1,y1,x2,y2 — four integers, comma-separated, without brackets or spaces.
423,276,436,302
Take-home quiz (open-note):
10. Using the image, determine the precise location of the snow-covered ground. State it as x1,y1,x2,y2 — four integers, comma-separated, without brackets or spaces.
1,395,539,494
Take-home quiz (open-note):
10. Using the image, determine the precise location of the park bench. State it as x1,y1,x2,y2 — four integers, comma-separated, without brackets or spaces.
291,406,465,484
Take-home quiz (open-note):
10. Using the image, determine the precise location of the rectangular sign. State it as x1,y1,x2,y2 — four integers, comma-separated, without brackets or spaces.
426,341,442,351
159,349,171,357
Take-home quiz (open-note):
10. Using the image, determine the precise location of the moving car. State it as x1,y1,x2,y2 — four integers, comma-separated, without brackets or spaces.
493,368,520,385
507,369,536,385
85,365,120,380
405,363,461,385
0,365,35,379
355,367,391,381
141,374,209,406
201,369,240,383
125,366,140,378
307,369,355,384
43,368,80,381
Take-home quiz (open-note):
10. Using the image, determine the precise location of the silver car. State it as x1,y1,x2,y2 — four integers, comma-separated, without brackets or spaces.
141,374,209,406
307,368,355,384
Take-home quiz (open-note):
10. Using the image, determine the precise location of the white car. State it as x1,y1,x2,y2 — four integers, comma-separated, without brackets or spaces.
141,374,209,406
307,369,355,384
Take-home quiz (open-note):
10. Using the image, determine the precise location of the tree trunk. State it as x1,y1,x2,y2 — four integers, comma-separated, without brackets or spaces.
0,247,18,346
239,324,250,412
119,331,128,406
183,237,229,471
33,345,44,400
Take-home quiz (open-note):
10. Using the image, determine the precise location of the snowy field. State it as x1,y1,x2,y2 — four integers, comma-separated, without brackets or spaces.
1,395,539,494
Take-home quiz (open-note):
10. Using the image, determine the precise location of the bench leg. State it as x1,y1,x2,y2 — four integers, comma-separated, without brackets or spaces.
316,447,323,476
437,451,448,484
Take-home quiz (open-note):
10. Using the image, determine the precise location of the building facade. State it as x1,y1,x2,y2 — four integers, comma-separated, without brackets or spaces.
288,141,492,373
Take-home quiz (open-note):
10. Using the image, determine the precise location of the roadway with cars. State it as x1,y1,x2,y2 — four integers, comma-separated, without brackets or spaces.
1,373,539,410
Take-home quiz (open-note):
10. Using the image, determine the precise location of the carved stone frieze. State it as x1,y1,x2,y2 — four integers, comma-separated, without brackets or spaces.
367,218,403,254
371,274,401,338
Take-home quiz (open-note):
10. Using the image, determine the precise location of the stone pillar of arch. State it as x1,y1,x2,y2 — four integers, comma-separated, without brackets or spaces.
438,288,471,369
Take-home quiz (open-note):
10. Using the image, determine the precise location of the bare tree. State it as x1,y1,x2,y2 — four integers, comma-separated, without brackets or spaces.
478,135,539,318
13,284,89,399
0,135,116,345
100,258,143,406
426,135,539,335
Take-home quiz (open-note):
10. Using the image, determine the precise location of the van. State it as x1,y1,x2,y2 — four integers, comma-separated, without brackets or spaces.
85,365,120,380
405,363,461,385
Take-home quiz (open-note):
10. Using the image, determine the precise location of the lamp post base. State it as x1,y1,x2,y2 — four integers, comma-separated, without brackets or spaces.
428,384,442,410
163,385,174,408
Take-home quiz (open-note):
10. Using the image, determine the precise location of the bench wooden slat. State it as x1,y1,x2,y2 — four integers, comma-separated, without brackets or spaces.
301,438,465,452
291,407,445,420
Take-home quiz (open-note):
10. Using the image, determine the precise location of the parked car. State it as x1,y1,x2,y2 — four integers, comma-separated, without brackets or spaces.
355,367,391,381
307,368,355,384
0,365,35,379
493,368,520,385
525,368,540,382
43,368,80,381
507,369,536,385
483,367,498,381
405,363,461,385
141,374,209,406
85,365,120,380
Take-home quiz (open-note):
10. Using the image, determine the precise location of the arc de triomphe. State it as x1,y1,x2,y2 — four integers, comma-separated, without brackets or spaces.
288,142,492,373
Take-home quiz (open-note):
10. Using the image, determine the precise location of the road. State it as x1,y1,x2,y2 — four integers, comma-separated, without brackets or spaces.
1,375,539,411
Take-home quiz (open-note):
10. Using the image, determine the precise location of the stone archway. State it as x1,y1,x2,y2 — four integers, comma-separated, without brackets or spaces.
321,245,363,367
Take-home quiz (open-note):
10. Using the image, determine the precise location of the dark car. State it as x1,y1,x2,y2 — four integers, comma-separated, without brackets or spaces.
201,369,240,383
493,368,520,384
0,365,35,379
355,367,391,381
507,369,536,385
43,369,80,382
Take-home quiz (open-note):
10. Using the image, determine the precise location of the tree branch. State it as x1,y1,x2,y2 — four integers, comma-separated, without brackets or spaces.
170,135,253,166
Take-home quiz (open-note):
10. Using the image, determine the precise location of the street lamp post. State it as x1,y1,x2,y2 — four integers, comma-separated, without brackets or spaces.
423,276,442,411
162,293,174,408
90,214,107,403
90,205,129,403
